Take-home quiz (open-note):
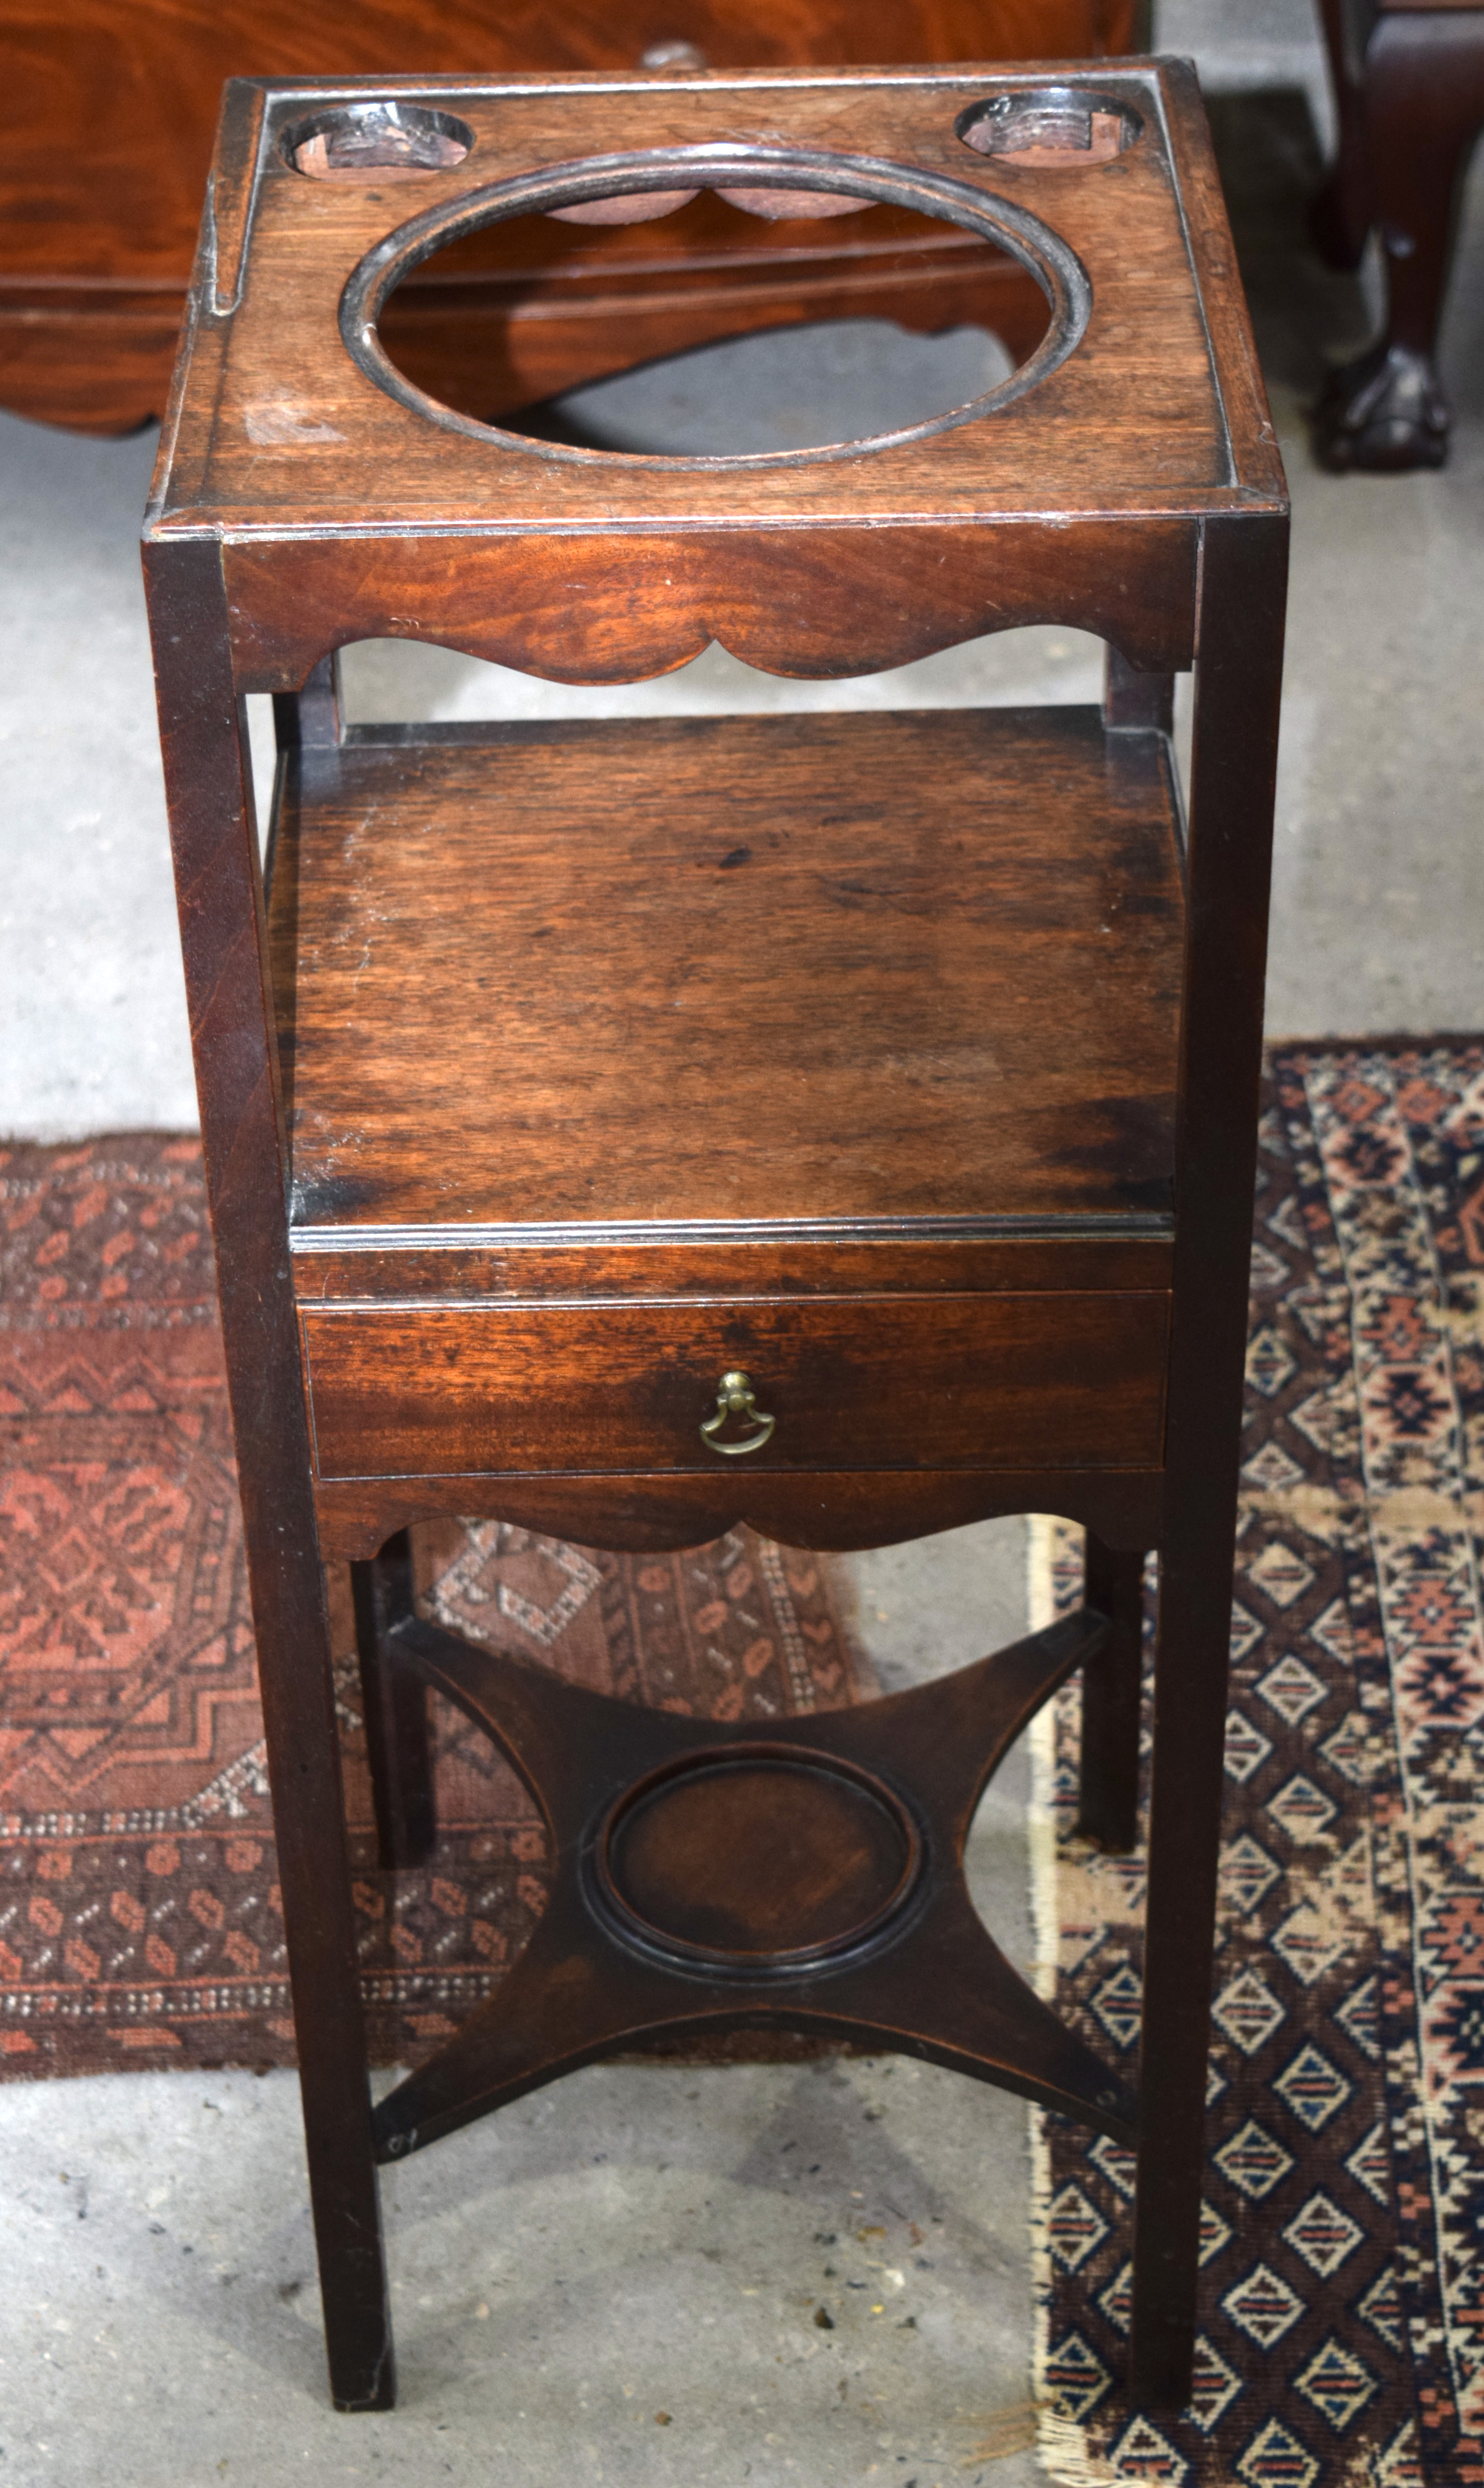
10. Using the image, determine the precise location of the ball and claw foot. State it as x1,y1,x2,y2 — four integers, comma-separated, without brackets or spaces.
1311,340,1450,472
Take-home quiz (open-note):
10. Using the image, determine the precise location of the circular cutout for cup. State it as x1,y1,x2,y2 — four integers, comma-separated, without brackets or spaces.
957,89,1141,170
348,143,1092,469
284,102,473,183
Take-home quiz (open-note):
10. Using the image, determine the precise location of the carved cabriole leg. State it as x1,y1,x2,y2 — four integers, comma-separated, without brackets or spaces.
1313,13,1484,471
1310,0,1375,272
143,540,393,2413
1128,513,1288,2409
351,1534,437,1871
1077,1536,1145,1855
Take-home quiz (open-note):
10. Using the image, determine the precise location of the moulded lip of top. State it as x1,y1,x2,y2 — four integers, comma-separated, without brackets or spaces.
340,142,1093,472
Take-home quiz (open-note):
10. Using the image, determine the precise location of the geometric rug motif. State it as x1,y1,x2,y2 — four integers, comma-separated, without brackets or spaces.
0,1135,864,2078
1030,1041,1484,2487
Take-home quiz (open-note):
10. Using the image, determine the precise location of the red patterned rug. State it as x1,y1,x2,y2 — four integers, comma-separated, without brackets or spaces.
0,1137,862,2076
1032,1042,1484,2488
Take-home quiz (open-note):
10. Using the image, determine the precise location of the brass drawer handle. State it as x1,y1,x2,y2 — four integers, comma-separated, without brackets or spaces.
700,1368,775,1457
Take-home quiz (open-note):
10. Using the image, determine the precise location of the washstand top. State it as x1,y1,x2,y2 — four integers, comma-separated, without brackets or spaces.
146,60,1284,549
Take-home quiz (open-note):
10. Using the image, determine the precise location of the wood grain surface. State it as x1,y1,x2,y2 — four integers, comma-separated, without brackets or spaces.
224,518,1200,692
266,707,1183,1231
310,1459,1167,1561
3,1,1136,434
147,63,1251,553
289,1232,1174,1301
301,1288,1170,1477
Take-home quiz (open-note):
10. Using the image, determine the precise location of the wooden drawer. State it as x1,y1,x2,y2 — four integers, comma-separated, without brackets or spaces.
301,1295,1168,1480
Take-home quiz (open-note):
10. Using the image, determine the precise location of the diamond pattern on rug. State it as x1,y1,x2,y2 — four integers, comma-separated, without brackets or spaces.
1031,1046,1484,2485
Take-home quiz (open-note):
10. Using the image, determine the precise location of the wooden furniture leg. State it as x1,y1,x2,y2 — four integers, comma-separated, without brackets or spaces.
144,540,395,2413
352,1534,438,1871
1312,8,1484,470
1129,514,1288,2407
1310,0,1376,273
1077,1536,1144,1854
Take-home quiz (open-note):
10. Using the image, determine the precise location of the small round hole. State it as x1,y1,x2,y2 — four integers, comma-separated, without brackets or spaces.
284,103,473,183
957,90,1142,170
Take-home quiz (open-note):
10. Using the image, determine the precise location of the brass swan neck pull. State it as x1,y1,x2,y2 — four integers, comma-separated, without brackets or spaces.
700,1368,775,1457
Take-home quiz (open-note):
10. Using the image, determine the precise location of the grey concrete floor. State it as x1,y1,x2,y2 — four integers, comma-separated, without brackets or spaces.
3,6,1483,2477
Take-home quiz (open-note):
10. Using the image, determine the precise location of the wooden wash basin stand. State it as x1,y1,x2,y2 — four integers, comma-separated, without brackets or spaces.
143,58,1288,2417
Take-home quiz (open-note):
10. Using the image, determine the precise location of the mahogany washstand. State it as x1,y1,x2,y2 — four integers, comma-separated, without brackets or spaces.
143,58,1289,2415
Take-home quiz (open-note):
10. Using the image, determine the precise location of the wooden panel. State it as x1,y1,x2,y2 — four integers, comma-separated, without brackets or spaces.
1,2,1136,434
226,518,1199,692
290,1232,1174,1301
311,1459,1166,1559
267,708,1184,1232
301,1290,1170,1477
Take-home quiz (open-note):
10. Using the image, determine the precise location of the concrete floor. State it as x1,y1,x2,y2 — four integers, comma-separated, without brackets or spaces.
2,4,1482,2478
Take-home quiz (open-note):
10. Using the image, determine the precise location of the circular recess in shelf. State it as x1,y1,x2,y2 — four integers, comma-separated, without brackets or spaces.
593,1744,925,1975
341,144,1091,469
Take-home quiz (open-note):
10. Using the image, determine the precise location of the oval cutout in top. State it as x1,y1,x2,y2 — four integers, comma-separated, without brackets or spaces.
284,103,473,183
349,146,1092,469
957,90,1142,170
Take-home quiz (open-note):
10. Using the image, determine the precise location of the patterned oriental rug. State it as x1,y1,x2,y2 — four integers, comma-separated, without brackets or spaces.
1031,1043,1484,2488
0,1135,861,2075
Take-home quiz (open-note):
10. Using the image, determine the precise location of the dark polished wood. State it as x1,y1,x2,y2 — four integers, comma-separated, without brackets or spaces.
225,521,1201,692
1310,0,1484,470
301,1291,1170,1479
142,537,395,2412
2,0,1138,437
1077,1534,1144,1852
366,1578,1134,2157
351,1534,436,1871
1130,509,1287,2401
312,1464,1168,1566
144,60,1287,2418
